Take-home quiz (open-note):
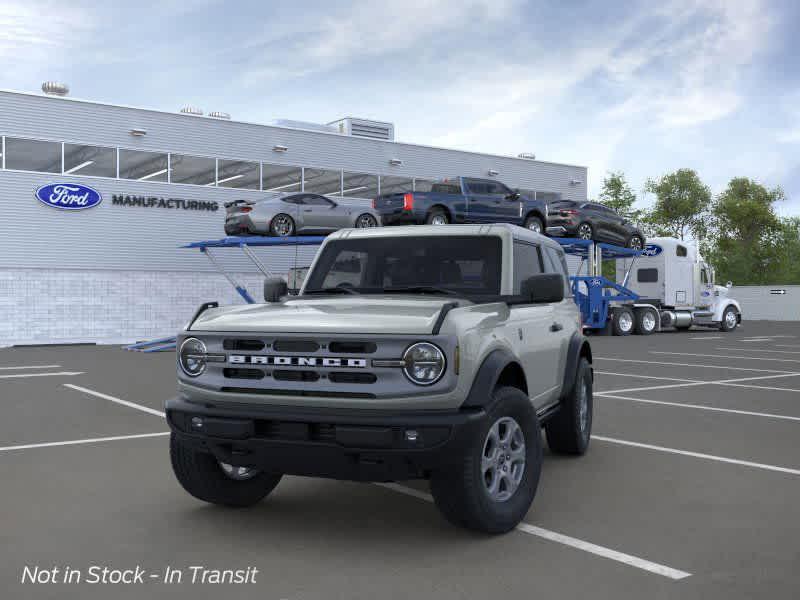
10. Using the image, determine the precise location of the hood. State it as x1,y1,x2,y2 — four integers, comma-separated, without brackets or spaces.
189,296,458,335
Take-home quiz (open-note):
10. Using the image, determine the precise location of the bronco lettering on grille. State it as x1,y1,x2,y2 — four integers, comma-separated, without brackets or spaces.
229,355,367,368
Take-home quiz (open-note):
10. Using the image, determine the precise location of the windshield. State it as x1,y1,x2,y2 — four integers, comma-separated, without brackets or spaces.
303,235,502,297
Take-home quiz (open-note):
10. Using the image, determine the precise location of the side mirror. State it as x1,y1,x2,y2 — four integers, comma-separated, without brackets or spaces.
264,278,288,303
506,191,521,201
521,273,565,303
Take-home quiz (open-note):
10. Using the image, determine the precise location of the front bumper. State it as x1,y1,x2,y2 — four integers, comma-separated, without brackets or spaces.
166,396,486,481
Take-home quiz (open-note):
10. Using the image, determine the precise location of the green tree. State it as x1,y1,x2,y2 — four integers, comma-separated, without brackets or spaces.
705,178,787,284
643,169,712,240
598,171,640,221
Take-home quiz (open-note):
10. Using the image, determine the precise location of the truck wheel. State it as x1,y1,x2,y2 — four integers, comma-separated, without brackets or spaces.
720,306,739,332
627,235,644,250
577,222,593,240
612,306,634,336
634,308,657,335
170,434,282,507
523,215,544,234
545,358,592,455
426,208,450,225
430,386,542,534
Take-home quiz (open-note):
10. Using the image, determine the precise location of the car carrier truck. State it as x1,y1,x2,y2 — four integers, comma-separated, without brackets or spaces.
609,237,742,335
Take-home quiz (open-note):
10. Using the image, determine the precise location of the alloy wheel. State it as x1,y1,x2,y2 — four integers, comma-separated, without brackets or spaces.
356,214,377,228
430,215,448,225
481,416,526,502
629,236,643,250
577,224,593,240
272,215,293,236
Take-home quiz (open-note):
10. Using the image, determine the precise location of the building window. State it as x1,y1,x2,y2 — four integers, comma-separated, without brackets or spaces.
304,167,342,196
262,163,302,192
217,159,260,189
63,143,117,177
170,154,216,186
379,176,413,195
4,137,61,173
119,149,169,182
342,171,379,199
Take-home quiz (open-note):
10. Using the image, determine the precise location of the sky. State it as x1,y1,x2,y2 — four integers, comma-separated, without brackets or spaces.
2,0,799,215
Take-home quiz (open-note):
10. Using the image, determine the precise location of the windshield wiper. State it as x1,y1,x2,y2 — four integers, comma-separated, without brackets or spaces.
304,287,360,295
382,286,461,296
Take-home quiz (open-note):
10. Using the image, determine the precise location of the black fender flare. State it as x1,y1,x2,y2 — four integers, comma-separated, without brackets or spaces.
460,348,521,410
559,332,592,402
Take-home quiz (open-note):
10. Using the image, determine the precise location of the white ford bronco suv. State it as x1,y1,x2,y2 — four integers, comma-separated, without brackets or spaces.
167,224,593,533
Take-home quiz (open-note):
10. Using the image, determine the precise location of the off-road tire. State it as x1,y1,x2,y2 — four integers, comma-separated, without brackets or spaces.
430,386,542,534
426,208,450,225
611,306,635,336
269,213,295,237
170,434,282,507
524,215,544,234
720,306,738,332
634,307,658,335
545,358,593,455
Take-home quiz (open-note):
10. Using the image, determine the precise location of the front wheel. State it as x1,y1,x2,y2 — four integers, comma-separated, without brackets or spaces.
170,434,282,507
627,235,644,250
355,213,378,228
545,358,593,455
523,215,544,234
720,306,739,332
430,386,542,534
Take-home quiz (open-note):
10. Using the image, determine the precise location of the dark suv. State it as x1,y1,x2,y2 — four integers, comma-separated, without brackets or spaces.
545,201,645,249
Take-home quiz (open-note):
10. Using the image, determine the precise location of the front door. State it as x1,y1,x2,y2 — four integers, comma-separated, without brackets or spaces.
465,179,521,224
300,195,348,232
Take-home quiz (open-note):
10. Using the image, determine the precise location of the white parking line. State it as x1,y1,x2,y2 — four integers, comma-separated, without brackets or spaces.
774,344,800,349
0,432,169,453
651,351,800,364
688,336,723,340
375,483,691,580
595,372,800,395
64,384,166,418
592,435,800,476
0,371,84,379
595,371,696,383
595,357,796,374
598,393,800,423
717,347,800,355
0,364,61,370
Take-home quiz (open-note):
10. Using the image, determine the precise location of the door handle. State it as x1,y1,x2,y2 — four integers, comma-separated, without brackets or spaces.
550,322,563,332
303,209,313,213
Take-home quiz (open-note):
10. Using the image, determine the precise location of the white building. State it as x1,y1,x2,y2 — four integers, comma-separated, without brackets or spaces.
0,86,588,346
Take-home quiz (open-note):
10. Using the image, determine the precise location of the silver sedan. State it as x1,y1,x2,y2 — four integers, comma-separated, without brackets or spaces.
224,193,382,237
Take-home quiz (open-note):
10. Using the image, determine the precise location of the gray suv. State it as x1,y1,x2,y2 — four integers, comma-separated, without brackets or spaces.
166,224,593,533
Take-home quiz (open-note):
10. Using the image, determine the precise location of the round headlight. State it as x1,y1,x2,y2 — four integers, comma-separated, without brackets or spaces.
403,342,446,385
179,337,207,377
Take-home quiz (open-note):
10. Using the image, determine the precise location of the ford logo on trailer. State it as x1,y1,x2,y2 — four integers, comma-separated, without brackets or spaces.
642,244,663,257
35,183,103,210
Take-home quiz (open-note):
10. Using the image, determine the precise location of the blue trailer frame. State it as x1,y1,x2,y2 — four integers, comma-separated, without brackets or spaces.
552,238,642,330
125,236,326,352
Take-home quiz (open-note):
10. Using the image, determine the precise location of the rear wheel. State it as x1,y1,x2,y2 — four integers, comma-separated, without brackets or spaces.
577,222,593,240
426,208,450,225
634,307,658,335
170,434,282,507
523,215,544,234
355,213,378,228
720,306,739,332
269,213,295,237
430,386,542,534
545,358,592,455
612,306,634,336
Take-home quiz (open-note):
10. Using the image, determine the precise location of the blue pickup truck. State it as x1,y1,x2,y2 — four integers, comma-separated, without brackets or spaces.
372,177,548,233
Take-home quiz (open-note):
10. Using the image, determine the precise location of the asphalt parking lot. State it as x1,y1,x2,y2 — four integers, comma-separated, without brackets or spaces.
2,321,800,599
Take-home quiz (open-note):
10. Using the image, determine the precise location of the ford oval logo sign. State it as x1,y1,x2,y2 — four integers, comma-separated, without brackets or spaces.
35,183,103,210
642,244,663,257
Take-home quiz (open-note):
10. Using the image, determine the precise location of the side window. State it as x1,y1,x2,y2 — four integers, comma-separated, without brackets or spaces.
305,195,334,206
513,241,543,294
466,180,487,194
282,195,303,205
544,247,571,296
701,268,708,284
676,245,688,257
637,268,659,283
484,181,511,195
